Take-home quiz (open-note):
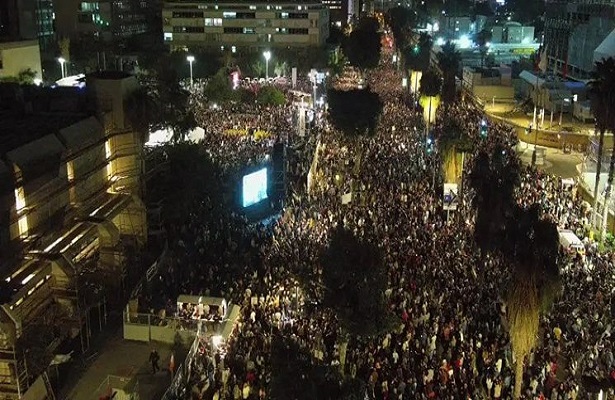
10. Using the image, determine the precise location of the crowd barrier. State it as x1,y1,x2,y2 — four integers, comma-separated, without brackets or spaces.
161,326,203,400
123,311,200,344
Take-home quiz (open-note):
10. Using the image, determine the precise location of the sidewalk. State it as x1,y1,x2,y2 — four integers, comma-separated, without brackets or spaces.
63,329,177,400
487,108,597,136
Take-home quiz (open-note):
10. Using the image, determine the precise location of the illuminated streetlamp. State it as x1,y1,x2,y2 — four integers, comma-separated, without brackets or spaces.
186,55,195,87
263,50,271,80
58,57,66,79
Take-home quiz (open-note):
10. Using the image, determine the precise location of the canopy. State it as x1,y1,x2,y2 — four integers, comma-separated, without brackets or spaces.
176,295,226,309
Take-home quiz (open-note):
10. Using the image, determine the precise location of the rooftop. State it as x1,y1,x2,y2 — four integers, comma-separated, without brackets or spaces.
165,0,325,4
87,71,134,80
0,84,95,155
0,111,90,156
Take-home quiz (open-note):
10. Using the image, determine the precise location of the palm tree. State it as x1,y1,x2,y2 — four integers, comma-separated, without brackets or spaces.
125,86,159,145
436,41,461,104
439,117,472,184
469,148,561,399
417,32,433,71
419,69,442,130
468,144,522,252
475,29,492,68
589,57,615,233
505,205,561,399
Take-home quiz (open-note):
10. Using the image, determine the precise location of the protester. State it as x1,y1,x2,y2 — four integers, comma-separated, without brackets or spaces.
149,31,611,400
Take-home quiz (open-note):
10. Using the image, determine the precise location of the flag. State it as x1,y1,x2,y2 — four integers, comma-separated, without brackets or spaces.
538,46,548,72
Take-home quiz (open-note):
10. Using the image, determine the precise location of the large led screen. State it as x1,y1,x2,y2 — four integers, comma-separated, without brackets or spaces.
242,168,268,208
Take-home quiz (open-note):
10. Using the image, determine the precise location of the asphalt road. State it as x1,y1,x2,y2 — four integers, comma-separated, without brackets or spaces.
516,142,585,178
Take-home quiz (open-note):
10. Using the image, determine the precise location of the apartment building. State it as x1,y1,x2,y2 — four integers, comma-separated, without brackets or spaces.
0,0,55,51
0,72,146,399
544,0,615,79
0,40,43,82
162,0,330,51
54,0,151,40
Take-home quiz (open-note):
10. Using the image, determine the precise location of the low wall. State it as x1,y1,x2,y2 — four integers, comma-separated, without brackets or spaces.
486,113,590,150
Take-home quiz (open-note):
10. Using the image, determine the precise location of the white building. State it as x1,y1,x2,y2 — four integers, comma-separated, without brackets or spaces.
162,0,330,51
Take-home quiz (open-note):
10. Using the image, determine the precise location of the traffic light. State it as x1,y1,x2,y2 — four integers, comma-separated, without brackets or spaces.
479,119,488,138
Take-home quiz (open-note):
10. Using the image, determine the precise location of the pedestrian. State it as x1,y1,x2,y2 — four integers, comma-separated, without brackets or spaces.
150,349,160,374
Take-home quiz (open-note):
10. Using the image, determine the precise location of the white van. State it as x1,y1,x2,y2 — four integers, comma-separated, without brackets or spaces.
558,229,585,256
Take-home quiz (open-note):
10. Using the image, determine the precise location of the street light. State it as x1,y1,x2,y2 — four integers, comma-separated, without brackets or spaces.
58,57,66,79
263,50,271,80
186,55,195,88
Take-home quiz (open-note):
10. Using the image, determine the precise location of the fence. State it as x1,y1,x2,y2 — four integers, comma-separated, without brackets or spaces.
130,240,169,300
94,375,139,400
123,311,201,344
161,326,203,400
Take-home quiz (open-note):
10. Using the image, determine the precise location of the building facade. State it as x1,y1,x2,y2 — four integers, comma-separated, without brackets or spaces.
544,0,615,79
0,72,147,399
162,0,330,51
0,40,43,81
54,0,151,40
0,0,55,51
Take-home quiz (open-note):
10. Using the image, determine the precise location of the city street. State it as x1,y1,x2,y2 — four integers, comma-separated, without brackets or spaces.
516,142,584,178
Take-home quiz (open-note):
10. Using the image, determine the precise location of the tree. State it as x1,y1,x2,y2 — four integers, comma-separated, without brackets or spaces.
327,88,383,137
469,147,561,398
437,41,461,103
387,6,415,48
419,69,441,97
219,48,236,68
504,205,561,399
468,144,522,253
419,69,442,128
203,68,237,104
256,86,286,106
343,17,381,70
438,117,473,183
154,143,223,221
0,68,37,85
147,56,197,142
251,60,265,77
475,29,492,68
320,225,392,337
270,336,319,400
589,58,615,233
125,86,158,144
270,335,365,400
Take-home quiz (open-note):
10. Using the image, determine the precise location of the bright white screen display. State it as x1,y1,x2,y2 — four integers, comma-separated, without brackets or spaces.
242,168,268,207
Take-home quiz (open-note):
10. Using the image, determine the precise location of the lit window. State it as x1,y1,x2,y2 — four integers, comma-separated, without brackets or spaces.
67,161,74,181
164,32,173,41
223,11,236,18
214,18,222,26
14,187,26,212
105,140,113,180
249,5,256,10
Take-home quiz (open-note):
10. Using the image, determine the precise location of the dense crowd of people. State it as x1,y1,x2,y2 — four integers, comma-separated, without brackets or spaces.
143,30,615,400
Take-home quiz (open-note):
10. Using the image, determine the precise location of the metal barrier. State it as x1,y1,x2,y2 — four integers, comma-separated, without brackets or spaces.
161,326,202,400
130,241,169,300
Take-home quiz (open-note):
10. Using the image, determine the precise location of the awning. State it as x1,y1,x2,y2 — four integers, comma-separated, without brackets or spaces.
58,116,104,152
177,295,226,308
87,192,133,221
519,70,545,88
6,134,65,183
